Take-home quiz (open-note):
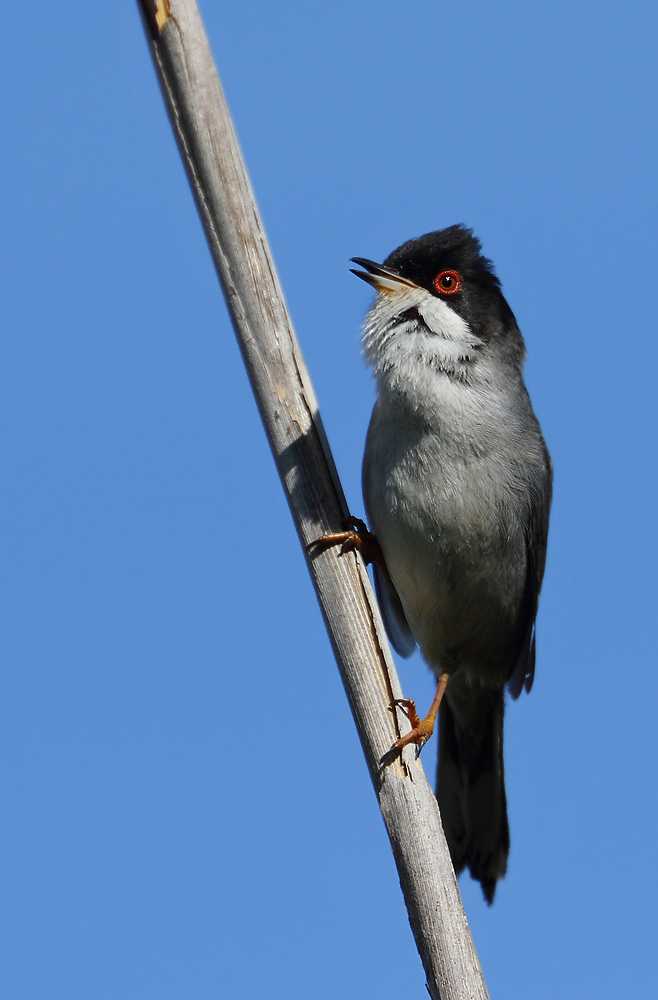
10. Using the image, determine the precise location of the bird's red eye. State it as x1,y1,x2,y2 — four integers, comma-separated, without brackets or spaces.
434,270,462,295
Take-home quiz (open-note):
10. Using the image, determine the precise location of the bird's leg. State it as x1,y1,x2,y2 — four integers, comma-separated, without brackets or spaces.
306,516,392,583
381,672,451,764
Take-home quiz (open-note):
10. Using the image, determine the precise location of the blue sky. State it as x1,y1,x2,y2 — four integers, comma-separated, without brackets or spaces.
1,1,657,997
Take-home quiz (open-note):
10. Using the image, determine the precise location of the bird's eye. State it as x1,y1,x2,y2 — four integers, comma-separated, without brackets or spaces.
434,270,462,295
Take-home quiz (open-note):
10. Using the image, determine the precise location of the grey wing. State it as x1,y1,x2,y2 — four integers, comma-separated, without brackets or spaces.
507,447,553,700
373,564,417,658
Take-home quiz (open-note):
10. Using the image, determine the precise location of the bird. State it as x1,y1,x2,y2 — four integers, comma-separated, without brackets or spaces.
314,225,551,903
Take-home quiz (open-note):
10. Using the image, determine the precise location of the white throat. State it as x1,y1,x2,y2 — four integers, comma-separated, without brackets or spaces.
362,286,482,396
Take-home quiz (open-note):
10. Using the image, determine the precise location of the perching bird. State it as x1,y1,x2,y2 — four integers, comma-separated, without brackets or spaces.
327,226,551,903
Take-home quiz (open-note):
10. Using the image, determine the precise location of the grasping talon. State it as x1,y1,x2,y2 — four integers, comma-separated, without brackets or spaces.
380,672,451,766
306,516,392,583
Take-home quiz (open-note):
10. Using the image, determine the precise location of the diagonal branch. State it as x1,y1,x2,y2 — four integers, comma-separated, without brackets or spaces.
135,2,490,997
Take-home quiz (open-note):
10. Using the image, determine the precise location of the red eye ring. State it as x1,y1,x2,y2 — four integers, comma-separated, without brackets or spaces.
434,270,462,295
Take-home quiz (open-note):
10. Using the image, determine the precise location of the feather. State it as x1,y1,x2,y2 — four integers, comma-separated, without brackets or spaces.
372,564,416,658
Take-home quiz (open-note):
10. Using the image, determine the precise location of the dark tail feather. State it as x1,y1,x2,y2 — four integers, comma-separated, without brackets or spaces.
436,687,509,904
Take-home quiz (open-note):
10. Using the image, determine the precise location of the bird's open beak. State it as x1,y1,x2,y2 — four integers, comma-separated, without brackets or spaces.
350,257,420,293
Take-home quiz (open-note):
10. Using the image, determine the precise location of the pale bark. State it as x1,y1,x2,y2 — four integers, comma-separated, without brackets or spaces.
136,3,490,997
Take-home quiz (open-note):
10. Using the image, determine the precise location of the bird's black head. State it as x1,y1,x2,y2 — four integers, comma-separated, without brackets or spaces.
351,225,518,348
382,224,516,341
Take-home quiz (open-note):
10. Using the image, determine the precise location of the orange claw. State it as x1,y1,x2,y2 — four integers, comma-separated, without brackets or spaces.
381,672,451,765
306,517,392,583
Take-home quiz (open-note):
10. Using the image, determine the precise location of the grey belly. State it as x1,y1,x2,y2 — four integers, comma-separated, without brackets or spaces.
364,447,529,683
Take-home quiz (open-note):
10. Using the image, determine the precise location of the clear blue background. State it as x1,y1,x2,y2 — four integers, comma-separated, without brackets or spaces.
1,1,656,997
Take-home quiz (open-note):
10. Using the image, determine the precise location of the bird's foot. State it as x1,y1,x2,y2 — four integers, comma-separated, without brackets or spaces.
306,516,389,576
380,672,451,767
380,699,436,764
